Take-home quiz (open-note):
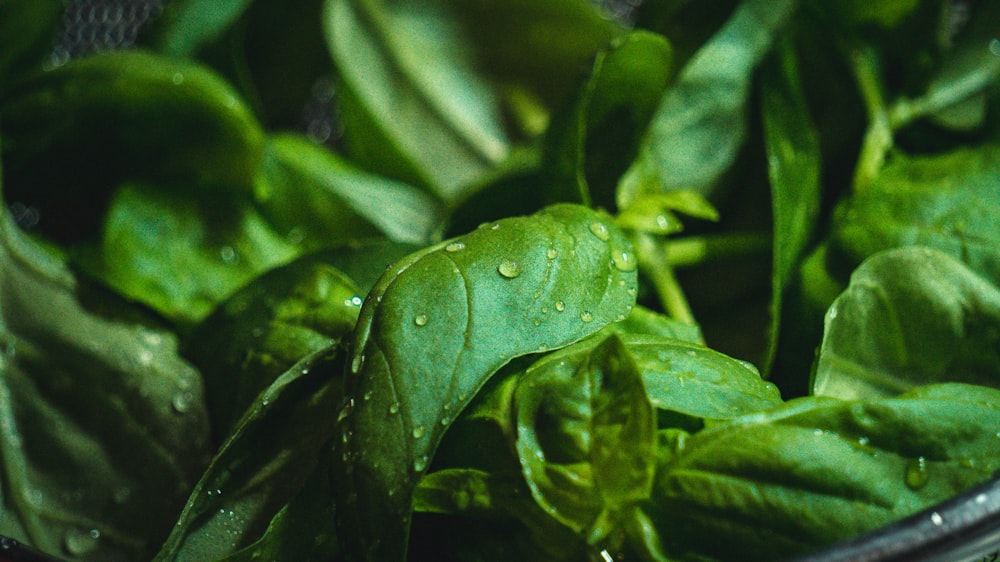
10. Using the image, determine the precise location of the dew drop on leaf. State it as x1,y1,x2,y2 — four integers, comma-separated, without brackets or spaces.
546,248,558,259
413,455,429,472
388,402,400,415
580,311,594,322
351,353,365,374
589,222,610,241
411,426,426,439
62,528,100,556
905,456,930,490
612,249,637,272
171,392,191,413
413,314,428,327
498,259,522,278
555,301,566,312
445,242,465,252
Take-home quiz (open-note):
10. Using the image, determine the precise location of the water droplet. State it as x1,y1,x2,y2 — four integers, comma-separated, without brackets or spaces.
445,242,466,252
351,354,365,374
388,402,400,415
63,528,100,556
555,301,566,312
337,398,354,423
171,72,184,85
413,455,429,472
580,311,594,323
905,457,930,490
137,349,153,367
498,260,522,279
612,249,637,272
490,223,501,230
350,295,363,307
363,390,373,401
219,245,238,264
411,426,426,439
930,511,944,526
413,314,428,327
537,343,549,352
827,305,838,320
589,222,610,241
546,248,558,259
540,306,549,314
171,392,191,413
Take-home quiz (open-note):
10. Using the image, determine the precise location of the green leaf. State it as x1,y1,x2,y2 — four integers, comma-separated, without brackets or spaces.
0,0,61,87
323,0,511,201
0,213,210,561
153,348,344,562
610,304,703,344
331,203,638,561
257,133,443,247
0,51,265,241
73,182,299,327
650,384,1000,560
759,37,822,373
185,255,362,436
543,29,674,209
813,247,1000,399
830,144,1000,286
617,0,797,207
140,0,253,57
515,335,656,542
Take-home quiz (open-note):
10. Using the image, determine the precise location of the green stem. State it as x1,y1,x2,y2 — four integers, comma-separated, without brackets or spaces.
666,232,771,268
636,233,697,328
847,43,893,193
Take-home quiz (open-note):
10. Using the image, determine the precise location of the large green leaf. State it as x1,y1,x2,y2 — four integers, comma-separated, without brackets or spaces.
153,348,344,562
332,203,638,561
323,0,511,201
813,247,1000,399
617,0,797,207
514,335,656,542
830,144,1000,286
0,213,210,561
650,383,1000,561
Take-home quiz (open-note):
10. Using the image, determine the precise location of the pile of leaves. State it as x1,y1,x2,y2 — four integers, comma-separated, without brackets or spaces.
0,0,998,560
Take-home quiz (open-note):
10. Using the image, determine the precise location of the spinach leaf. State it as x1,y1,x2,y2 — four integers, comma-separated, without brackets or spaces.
323,0,511,202
759,36,822,373
257,133,443,247
543,29,674,209
650,383,1000,561
332,203,638,561
617,0,797,207
73,182,298,327
813,247,1000,399
830,144,1000,286
153,348,344,562
0,213,210,561
185,254,362,436
515,335,656,543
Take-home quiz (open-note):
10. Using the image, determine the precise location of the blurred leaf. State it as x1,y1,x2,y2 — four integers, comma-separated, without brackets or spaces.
258,133,443,247
140,0,253,57
543,29,674,209
323,0,511,202
0,213,210,561
74,182,298,327
153,348,344,562
814,247,1000,399
0,0,61,88
186,254,362,436
617,0,797,207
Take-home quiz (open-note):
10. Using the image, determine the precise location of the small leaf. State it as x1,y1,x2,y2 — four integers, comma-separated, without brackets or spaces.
814,247,1000,399
331,203,638,561
515,335,656,541
617,0,797,207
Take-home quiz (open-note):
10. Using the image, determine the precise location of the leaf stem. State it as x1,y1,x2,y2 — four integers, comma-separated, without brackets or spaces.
666,232,771,268
847,44,893,193
635,233,697,327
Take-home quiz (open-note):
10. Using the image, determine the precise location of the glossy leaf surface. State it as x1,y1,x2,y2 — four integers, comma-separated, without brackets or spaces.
332,203,638,560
